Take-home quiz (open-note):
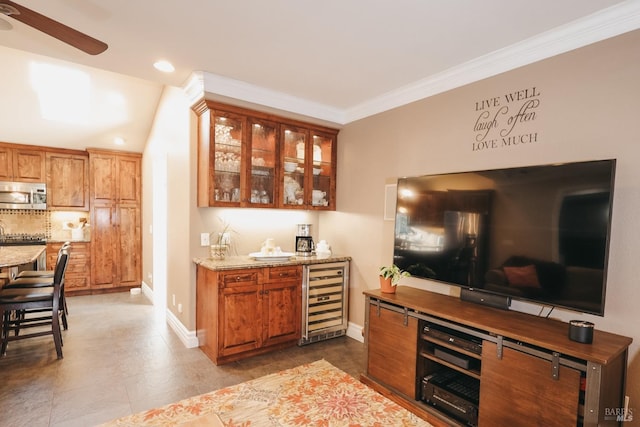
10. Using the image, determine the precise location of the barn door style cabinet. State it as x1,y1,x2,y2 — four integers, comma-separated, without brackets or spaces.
362,287,632,427
192,100,338,211
88,149,141,290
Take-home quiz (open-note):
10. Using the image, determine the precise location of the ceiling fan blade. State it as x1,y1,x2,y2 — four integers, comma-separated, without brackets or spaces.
0,1,107,55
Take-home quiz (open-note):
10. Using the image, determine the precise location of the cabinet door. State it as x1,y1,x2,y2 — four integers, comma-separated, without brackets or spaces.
46,152,89,210
280,125,308,208
91,205,117,287
211,111,245,206
219,284,262,357
90,153,116,203
309,130,336,210
247,118,277,207
0,146,12,180
479,341,581,426
366,303,418,398
262,278,300,347
13,148,45,182
117,155,140,203
117,204,140,286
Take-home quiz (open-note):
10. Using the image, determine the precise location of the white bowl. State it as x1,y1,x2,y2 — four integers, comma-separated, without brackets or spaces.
313,168,321,175
284,162,297,172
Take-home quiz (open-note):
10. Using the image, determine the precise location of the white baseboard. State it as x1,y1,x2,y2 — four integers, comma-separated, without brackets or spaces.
140,281,198,348
141,281,153,302
346,321,364,343
166,309,199,348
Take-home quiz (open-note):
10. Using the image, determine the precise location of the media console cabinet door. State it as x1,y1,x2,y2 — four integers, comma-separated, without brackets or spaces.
478,341,581,426
366,303,418,398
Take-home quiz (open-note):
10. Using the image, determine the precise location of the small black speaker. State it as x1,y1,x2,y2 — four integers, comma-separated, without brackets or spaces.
569,320,594,344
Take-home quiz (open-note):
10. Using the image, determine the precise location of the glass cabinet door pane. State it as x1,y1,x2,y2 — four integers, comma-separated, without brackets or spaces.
311,132,333,207
249,120,277,206
282,127,306,206
213,115,243,204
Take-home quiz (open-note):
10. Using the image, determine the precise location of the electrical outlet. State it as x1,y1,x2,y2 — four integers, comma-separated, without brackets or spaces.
200,233,210,246
178,303,183,313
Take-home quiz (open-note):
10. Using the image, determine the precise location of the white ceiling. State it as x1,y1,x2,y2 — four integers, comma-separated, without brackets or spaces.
1,0,639,153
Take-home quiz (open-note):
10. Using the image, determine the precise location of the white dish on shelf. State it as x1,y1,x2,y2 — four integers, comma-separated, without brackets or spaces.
249,252,295,262
284,161,297,172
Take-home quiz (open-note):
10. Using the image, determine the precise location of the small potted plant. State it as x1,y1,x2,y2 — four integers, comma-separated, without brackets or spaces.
379,264,410,293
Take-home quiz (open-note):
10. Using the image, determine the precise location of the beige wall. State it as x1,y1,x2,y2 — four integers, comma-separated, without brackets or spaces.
142,86,192,321
145,29,640,412
327,29,640,410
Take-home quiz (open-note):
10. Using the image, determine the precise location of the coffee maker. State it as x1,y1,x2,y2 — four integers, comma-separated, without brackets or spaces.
295,224,314,256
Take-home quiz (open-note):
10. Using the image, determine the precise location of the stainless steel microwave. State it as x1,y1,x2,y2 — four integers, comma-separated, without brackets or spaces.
0,181,47,210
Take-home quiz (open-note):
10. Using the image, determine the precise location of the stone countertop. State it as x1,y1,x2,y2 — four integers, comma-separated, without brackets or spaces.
194,254,351,271
0,245,46,268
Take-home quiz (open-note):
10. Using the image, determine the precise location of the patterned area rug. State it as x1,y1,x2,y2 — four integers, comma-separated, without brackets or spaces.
101,359,433,426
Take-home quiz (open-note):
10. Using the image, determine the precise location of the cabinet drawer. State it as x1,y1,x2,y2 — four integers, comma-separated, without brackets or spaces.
267,266,300,281
220,271,260,287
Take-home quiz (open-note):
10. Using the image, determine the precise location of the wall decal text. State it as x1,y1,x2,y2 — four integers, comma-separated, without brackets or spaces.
472,86,541,151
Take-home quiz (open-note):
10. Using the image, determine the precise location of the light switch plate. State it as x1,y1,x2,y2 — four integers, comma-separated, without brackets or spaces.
200,233,210,246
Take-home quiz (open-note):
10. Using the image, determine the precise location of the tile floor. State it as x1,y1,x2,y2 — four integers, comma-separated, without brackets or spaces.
0,292,365,427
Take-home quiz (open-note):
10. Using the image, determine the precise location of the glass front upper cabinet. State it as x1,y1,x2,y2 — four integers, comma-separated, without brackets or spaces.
281,125,308,208
248,119,277,207
194,99,338,210
310,131,335,209
212,112,244,206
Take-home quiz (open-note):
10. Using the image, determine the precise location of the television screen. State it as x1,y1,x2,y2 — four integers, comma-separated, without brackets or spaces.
393,159,616,316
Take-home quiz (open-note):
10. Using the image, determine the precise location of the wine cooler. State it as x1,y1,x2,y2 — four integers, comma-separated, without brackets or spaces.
299,261,349,346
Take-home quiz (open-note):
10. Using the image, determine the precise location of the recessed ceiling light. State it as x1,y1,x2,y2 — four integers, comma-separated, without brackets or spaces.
153,60,175,73
114,137,125,146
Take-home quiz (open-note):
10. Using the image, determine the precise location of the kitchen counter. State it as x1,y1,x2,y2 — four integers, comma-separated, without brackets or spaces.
193,254,351,271
0,245,46,268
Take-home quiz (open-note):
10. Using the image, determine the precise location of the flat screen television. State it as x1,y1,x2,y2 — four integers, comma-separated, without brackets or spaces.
393,159,616,316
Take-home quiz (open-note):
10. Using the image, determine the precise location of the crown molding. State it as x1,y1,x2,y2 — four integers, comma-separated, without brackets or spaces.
183,1,640,125
184,71,344,125
344,1,640,123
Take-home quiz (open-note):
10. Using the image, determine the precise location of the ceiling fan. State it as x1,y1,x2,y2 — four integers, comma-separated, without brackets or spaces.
0,1,107,55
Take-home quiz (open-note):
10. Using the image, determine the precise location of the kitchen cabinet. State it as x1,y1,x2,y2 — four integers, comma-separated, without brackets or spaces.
195,106,280,208
46,151,89,210
262,266,301,347
281,126,336,210
88,149,141,290
362,287,632,427
193,100,338,210
0,143,46,182
46,241,91,293
196,264,301,365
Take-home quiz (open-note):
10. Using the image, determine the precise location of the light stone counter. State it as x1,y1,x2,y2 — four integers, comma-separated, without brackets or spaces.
0,245,46,268
193,254,351,271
